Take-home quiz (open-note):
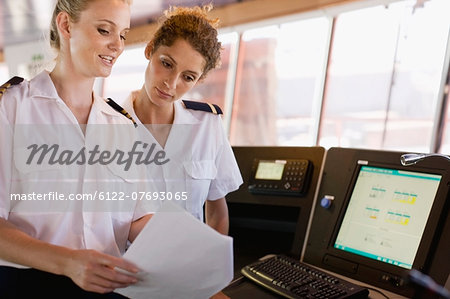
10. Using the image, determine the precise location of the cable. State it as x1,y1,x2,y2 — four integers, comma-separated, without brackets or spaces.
363,286,390,299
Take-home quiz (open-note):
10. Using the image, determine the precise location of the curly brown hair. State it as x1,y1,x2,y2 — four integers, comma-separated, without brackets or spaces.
146,4,222,79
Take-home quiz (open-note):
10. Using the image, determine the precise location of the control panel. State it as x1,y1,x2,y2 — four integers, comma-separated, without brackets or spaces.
248,159,311,196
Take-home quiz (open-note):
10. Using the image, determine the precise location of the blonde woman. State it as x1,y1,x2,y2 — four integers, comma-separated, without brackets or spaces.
0,0,143,297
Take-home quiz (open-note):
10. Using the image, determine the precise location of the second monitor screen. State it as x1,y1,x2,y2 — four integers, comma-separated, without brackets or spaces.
334,166,441,269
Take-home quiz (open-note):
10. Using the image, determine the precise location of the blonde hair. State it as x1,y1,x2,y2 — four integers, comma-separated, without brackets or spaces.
147,4,222,79
49,0,132,50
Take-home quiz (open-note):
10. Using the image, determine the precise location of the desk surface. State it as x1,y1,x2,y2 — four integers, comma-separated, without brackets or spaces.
223,276,282,299
223,275,408,299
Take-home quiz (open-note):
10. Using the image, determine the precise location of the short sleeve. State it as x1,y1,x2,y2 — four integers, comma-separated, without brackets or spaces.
0,96,15,219
207,117,243,201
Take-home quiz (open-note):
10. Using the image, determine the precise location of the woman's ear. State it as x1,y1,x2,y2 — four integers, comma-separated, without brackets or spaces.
144,44,153,60
55,11,72,40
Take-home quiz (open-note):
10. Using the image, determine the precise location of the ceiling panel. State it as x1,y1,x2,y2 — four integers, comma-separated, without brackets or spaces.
1,0,248,52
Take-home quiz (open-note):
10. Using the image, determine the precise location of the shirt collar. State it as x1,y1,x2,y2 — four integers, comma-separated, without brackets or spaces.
94,95,124,117
29,71,120,118
125,94,200,126
29,70,59,99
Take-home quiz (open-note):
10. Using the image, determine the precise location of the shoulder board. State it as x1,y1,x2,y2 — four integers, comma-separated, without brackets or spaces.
182,100,223,115
0,76,24,100
105,98,138,127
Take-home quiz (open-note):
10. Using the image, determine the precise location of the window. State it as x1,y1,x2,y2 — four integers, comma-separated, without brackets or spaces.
184,33,238,111
103,45,147,104
229,18,330,146
0,63,9,83
319,0,450,151
439,89,450,154
102,0,450,153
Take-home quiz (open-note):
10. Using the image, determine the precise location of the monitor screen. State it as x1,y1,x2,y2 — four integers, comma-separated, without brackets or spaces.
255,160,286,180
334,166,442,270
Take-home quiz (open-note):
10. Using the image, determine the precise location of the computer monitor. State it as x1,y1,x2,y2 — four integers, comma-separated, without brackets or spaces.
334,165,441,270
303,148,450,297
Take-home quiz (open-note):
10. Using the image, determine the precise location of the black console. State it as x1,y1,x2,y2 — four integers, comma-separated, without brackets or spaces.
226,146,325,273
303,147,450,297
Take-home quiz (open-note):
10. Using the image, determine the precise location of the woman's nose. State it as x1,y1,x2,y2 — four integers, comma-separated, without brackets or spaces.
165,74,178,89
109,35,124,54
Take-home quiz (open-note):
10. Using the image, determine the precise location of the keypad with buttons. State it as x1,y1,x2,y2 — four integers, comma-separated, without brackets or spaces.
248,159,311,196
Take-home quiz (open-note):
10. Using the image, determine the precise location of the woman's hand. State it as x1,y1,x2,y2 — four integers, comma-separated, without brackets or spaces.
63,249,139,294
0,218,139,293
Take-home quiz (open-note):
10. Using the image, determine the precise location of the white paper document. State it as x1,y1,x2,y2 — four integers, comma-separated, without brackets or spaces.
116,201,234,299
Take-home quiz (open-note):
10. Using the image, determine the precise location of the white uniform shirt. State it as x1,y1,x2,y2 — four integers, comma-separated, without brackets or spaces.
123,95,243,221
0,71,142,268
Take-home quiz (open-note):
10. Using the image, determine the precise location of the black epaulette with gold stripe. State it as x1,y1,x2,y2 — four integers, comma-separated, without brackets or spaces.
182,100,223,115
105,97,138,127
0,76,24,100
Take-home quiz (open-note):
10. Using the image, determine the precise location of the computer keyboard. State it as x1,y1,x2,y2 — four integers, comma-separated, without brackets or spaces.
241,255,369,299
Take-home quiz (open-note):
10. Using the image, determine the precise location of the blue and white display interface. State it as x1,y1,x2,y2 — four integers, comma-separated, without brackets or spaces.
334,166,441,269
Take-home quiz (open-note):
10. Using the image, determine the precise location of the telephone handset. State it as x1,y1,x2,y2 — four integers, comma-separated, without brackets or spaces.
248,158,312,196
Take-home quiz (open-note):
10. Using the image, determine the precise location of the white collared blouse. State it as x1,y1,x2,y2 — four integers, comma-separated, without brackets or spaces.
0,71,143,268
123,94,243,221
